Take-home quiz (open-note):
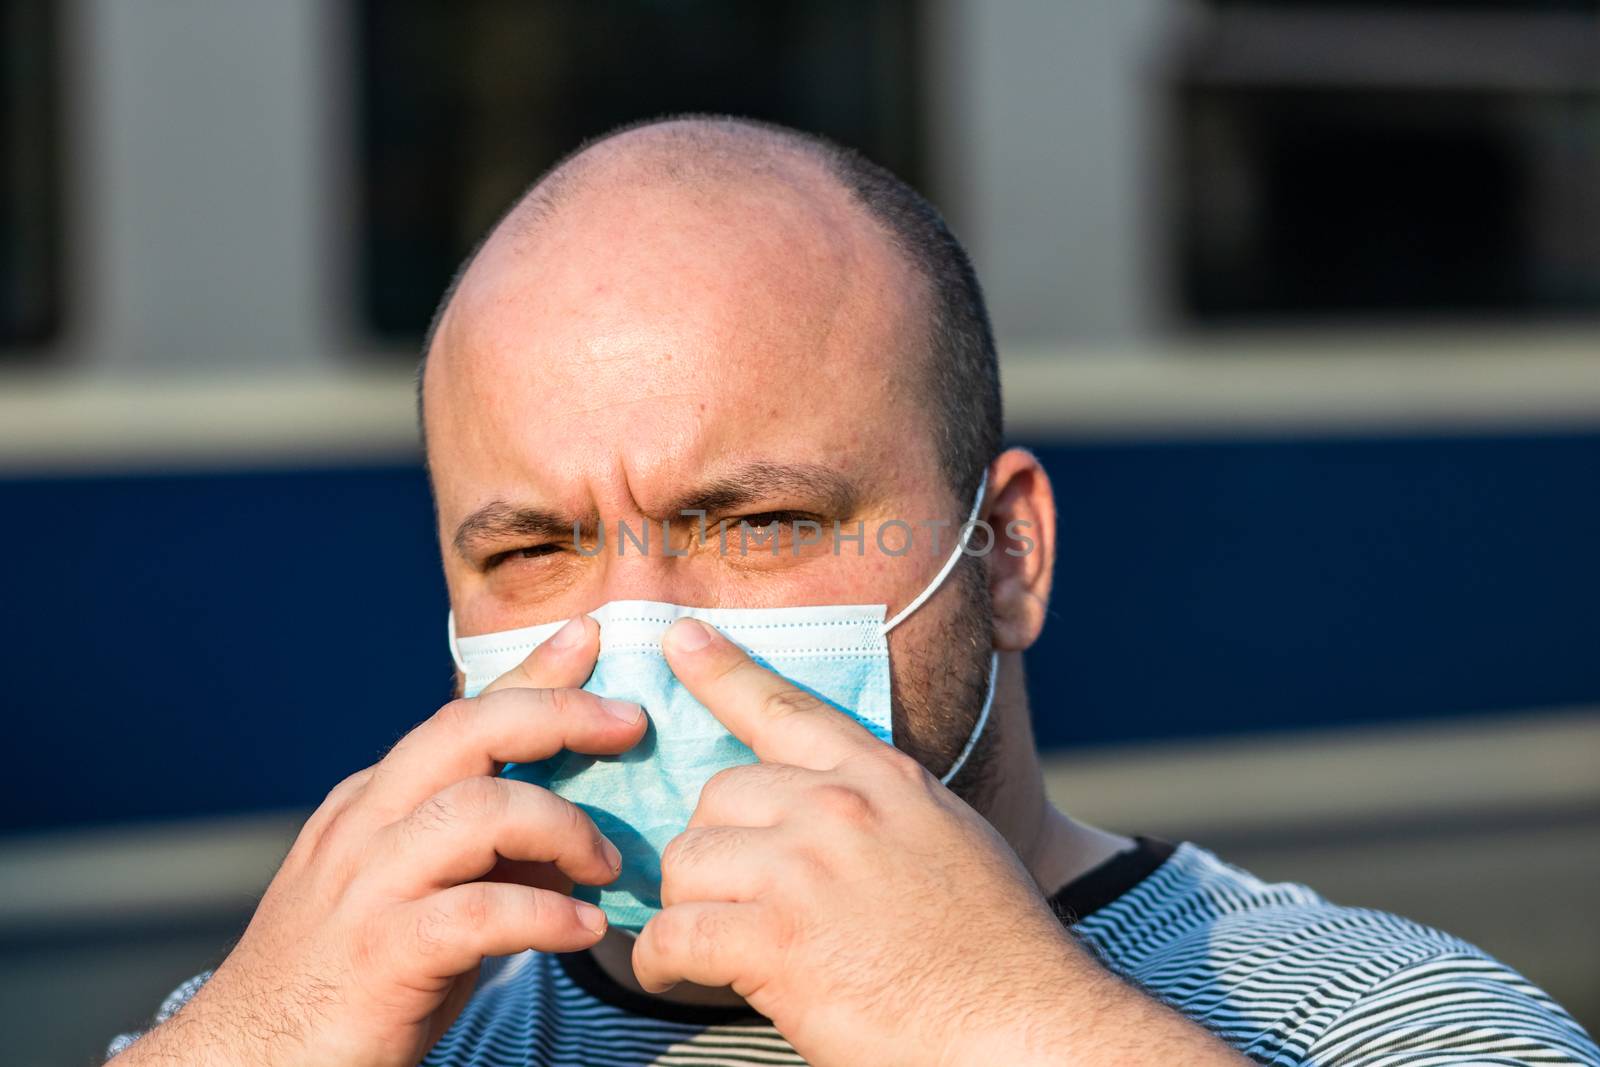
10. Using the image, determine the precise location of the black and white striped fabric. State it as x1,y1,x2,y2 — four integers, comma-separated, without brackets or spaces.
109,839,1600,1065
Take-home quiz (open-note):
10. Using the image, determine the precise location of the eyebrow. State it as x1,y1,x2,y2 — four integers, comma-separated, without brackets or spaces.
453,502,591,560
451,461,859,560
665,461,858,519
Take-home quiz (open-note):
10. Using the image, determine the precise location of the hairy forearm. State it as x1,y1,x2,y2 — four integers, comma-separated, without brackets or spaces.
106,990,301,1067
1053,965,1249,1064
953,941,1250,1066
106,1013,229,1067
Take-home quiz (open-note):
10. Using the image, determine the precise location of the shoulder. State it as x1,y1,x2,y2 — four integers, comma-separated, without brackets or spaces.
1306,949,1600,1065
1076,843,1599,1065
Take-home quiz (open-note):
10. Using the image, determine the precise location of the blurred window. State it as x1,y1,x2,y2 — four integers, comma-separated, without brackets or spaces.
1208,1,1598,8
1174,4,1600,321
1208,1,1598,9
356,0,926,342
0,0,62,352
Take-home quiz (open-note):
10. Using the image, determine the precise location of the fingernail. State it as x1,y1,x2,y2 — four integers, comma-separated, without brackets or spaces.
575,901,607,936
550,616,587,649
667,618,713,652
600,698,643,725
601,836,622,873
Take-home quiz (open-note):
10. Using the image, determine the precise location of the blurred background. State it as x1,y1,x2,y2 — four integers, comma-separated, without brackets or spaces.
2,1,1598,1063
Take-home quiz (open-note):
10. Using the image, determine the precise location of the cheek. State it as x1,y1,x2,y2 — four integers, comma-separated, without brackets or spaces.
885,562,994,768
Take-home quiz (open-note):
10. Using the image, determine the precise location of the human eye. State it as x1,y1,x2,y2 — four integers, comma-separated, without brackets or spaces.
733,510,815,531
712,510,836,563
484,542,564,569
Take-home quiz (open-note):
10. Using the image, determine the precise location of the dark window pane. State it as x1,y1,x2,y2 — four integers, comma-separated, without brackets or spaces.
0,0,62,352
1207,1,1599,10
1173,12,1600,322
356,0,925,342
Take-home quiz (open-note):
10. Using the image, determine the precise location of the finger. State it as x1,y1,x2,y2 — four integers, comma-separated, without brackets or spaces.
359,686,646,823
370,776,621,894
662,618,879,769
632,901,763,994
478,614,600,695
293,766,375,853
389,882,607,982
658,826,777,908
687,762,818,830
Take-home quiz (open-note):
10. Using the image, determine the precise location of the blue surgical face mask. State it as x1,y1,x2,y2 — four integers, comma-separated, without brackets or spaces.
448,473,997,931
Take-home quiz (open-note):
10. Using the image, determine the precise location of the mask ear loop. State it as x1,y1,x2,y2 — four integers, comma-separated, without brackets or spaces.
876,469,999,786
941,650,999,786
446,610,468,674
880,468,990,636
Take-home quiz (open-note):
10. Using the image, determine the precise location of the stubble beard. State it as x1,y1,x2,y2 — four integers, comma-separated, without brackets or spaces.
889,558,1002,811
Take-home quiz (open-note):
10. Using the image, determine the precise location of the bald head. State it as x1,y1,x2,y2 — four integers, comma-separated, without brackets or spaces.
507,117,831,236
421,114,1001,502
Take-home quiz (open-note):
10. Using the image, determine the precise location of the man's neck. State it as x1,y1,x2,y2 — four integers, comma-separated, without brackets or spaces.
583,656,1131,1007
982,659,1132,897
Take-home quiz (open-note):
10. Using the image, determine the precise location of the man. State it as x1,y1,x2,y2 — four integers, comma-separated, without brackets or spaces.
109,116,1598,1066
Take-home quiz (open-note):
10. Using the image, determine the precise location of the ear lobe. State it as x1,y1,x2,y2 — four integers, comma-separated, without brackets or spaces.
982,449,1057,652
991,572,1047,651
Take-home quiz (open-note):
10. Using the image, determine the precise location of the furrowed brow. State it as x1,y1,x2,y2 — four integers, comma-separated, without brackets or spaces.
452,502,591,559
668,461,858,517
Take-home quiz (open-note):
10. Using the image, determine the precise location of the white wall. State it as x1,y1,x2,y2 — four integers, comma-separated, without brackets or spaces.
934,0,1173,346
70,0,337,373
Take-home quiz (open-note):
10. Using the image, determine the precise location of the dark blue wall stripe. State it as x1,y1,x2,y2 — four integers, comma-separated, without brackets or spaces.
3,432,1597,833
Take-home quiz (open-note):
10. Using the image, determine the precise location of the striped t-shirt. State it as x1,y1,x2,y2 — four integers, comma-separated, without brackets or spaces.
110,838,1600,1065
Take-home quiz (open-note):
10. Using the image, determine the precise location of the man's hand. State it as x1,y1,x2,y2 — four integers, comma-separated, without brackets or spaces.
634,618,1247,1067
112,616,647,1067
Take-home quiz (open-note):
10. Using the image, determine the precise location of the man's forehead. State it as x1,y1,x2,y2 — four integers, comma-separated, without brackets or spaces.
421,166,932,510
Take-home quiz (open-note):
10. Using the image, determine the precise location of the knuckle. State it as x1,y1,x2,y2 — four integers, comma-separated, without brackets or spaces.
689,909,724,965
522,887,549,926
693,766,741,814
478,685,539,722
375,731,415,770
758,687,817,722
309,767,374,831
434,697,477,736
874,747,928,784
658,829,703,875
707,651,752,686
658,833,688,874
281,825,319,870
325,766,373,805
456,883,494,930
452,774,509,819
544,686,588,722
409,794,458,836
413,906,453,958
554,795,592,841
645,911,681,961
701,765,741,796
810,783,873,825
518,888,554,934
287,805,342,868
784,842,831,884
408,775,507,837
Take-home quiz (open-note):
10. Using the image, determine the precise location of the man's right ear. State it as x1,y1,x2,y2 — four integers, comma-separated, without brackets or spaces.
983,448,1056,653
